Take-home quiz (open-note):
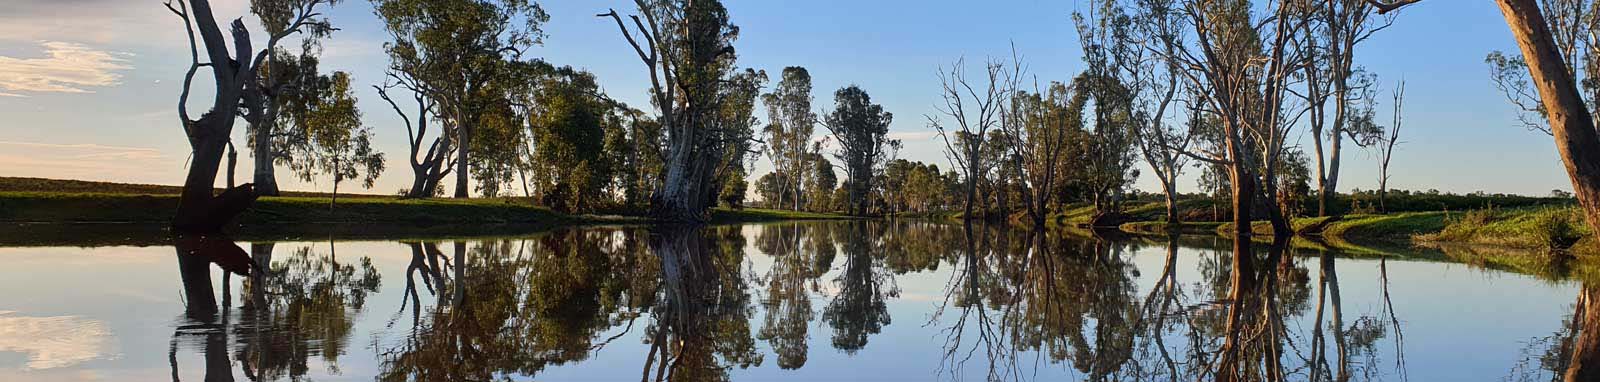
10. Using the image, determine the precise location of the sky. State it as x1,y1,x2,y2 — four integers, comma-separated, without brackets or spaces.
0,0,1576,197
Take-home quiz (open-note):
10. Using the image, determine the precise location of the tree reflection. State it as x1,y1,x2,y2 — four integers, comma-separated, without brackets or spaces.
755,223,820,369
640,225,763,382
237,240,381,380
378,231,657,380
169,235,381,382
159,223,1448,380
823,221,897,353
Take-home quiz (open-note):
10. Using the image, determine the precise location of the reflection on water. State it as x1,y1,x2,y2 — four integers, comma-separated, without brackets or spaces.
4,221,1599,380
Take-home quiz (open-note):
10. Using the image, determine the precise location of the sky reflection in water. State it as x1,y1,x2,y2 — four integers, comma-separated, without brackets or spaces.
0,221,1584,381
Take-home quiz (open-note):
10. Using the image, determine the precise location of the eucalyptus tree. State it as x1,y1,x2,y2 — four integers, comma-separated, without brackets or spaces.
1135,0,1311,240
822,85,895,216
294,71,384,207
1130,1,1315,377
373,0,548,198
244,0,344,196
600,0,752,221
762,67,819,211
1068,72,1141,217
1123,0,1197,224
164,0,338,231
1298,0,1409,217
710,68,770,209
525,66,613,212
1075,7,1146,220
1000,81,1076,226
805,152,838,212
1488,1,1600,377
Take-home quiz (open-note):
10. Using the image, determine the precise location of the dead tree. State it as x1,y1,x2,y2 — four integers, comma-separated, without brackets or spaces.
1377,80,1404,213
930,57,1017,223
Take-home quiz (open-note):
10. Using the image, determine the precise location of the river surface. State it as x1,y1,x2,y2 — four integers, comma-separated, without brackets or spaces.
0,221,1585,381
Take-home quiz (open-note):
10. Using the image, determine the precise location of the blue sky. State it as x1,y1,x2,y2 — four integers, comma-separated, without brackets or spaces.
0,0,1574,197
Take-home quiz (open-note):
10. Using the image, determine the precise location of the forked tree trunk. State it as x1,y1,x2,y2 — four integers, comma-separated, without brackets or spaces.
1497,2,1600,380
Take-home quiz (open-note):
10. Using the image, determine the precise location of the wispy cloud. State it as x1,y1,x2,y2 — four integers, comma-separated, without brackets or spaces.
0,41,132,95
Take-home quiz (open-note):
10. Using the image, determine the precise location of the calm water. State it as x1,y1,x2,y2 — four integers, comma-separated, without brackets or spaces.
0,221,1585,381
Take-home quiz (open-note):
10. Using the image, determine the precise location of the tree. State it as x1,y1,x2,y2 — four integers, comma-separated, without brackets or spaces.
1069,72,1140,219
292,71,384,207
244,0,344,196
720,166,748,209
1124,0,1196,224
1490,2,1600,379
1377,80,1405,213
1302,0,1407,217
600,0,751,221
762,67,819,211
1000,80,1076,226
709,68,770,209
806,152,838,212
525,67,614,213
930,57,1018,221
373,0,548,198
755,172,793,209
164,0,337,232
822,85,895,216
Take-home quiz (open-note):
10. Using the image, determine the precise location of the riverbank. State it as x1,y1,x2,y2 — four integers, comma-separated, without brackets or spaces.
1111,205,1598,257
0,189,858,246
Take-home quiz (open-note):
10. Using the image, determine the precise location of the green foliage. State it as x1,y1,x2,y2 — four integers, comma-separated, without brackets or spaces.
302,72,385,194
720,166,749,209
526,67,613,212
822,85,894,215
373,0,549,197
762,66,818,210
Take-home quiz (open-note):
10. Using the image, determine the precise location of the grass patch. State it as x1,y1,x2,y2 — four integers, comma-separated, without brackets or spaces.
1319,212,1449,241
1416,206,1589,250
1119,221,1225,235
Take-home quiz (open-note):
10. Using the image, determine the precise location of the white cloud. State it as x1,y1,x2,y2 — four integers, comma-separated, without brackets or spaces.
0,41,132,95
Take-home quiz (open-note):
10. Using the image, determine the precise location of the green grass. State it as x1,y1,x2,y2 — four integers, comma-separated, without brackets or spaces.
1417,206,1590,250
0,190,855,228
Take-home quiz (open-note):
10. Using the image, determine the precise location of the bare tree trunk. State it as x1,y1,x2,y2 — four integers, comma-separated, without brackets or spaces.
330,164,340,210
454,119,470,198
252,120,280,196
1497,0,1600,232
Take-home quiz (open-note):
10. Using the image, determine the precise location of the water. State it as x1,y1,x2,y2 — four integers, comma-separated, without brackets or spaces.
0,221,1584,381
